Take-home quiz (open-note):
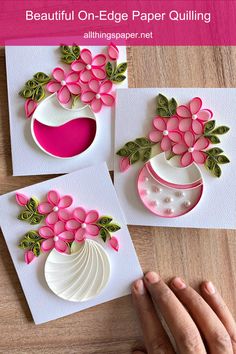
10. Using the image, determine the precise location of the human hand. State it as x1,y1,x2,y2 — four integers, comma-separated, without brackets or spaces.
132,272,236,353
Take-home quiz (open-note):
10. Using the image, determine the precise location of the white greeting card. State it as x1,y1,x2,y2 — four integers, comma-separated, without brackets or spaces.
0,163,142,324
5,44,128,176
114,88,236,229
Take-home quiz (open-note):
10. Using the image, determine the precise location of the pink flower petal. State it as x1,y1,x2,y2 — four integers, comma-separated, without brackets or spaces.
180,152,193,167
47,190,60,206
75,228,86,242
73,207,86,223
100,94,115,106
100,80,113,94
192,119,204,135
91,68,106,80
24,99,37,118
119,157,131,172
41,238,55,252
58,195,73,209
54,220,65,235
192,151,207,164
46,211,58,225
109,236,119,251
153,117,166,131
16,193,29,206
88,79,100,93
24,250,36,264
197,109,213,121
59,231,75,242
189,97,202,115
108,43,119,60
176,105,191,118
92,54,106,67
52,67,65,82
86,224,100,236
71,60,85,72
66,71,80,83
57,86,71,104
167,117,179,131
58,209,71,222
179,118,192,132
85,210,99,224
184,131,195,147
37,202,53,214
81,91,96,103
194,137,210,151
80,49,92,64
172,142,188,155
66,83,81,95
55,239,68,253
91,98,102,113
39,226,54,239
80,69,93,83
168,131,182,143
46,81,62,93
66,219,81,231
149,130,163,143
160,136,172,151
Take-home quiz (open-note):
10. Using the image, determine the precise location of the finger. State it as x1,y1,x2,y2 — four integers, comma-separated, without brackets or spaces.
132,279,174,354
200,281,236,352
144,272,206,354
170,277,233,354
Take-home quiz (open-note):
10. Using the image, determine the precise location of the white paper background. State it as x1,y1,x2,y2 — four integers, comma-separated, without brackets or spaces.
0,163,142,324
114,88,236,229
5,45,127,176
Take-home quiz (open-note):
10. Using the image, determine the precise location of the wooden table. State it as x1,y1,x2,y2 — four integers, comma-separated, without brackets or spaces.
0,46,235,354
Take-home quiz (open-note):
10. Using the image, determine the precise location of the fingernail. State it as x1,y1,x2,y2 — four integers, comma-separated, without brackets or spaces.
145,271,160,284
205,281,216,295
133,279,146,295
172,277,186,290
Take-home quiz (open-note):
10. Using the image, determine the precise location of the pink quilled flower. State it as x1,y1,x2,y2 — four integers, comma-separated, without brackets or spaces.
149,116,182,151
109,236,119,251
176,97,213,135
39,220,74,253
173,131,210,167
46,67,81,104
81,79,115,113
24,250,36,264
71,49,106,83
38,190,72,225
66,207,100,243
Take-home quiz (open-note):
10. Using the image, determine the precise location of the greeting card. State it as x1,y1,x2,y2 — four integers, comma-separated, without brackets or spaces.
6,44,128,175
114,88,236,228
0,163,142,324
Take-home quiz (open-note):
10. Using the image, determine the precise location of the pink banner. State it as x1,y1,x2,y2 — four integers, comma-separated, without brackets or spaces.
1,0,236,45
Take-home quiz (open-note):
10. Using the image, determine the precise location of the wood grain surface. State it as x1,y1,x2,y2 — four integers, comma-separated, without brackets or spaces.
0,46,236,354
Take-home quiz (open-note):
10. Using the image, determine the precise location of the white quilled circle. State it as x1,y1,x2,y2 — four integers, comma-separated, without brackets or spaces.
137,153,204,218
45,239,110,302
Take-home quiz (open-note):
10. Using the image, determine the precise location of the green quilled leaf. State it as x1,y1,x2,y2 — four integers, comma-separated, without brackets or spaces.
105,224,121,232
206,135,221,144
204,120,216,134
156,107,170,117
97,216,113,226
143,147,152,162
105,62,113,78
32,242,41,257
204,155,226,177
168,98,177,115
157,94,169,108
29,214,44,225
211,126,230,135
206,147,224,156
24,231,41,241
72,45,80,58
214,155,230,164
99,228,109,242
116,148,130,157
130,151,140,164
213,164,222,177
18,210,33,222
26,197,39,212
111,74,126,83
135,137,153,147
33,72,50,84
116,62,127,74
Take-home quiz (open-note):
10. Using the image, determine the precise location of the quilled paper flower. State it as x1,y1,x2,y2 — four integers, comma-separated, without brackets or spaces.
39,220,74,253
71,49,106,83
149,116,182,151
38,190,72,225
24,250,36,264
177,97,213,135
173,131,210,167
109,236,119,251
46,67,81,104
81,79,115,113
66,207,100,243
